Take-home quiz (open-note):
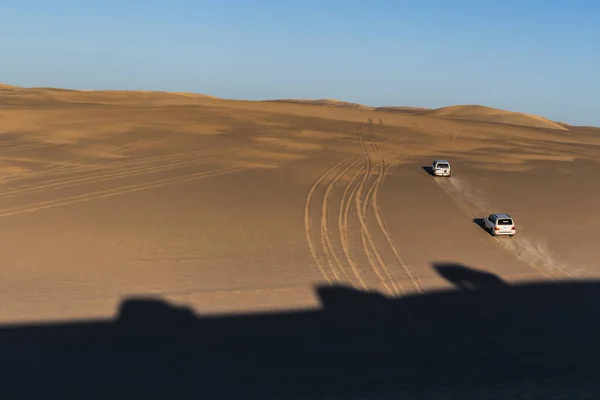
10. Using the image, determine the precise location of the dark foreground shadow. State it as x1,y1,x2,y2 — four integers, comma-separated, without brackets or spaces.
2,263,600,399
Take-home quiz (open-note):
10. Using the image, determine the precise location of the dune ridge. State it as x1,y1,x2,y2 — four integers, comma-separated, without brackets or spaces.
265,98,375,111
0,83,220,107
0,82,578,130
418,104,568,131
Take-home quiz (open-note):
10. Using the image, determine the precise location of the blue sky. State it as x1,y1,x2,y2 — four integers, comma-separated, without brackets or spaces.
2,0,599,125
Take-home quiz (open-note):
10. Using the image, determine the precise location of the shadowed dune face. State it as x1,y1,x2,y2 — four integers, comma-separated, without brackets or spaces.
0,84,599,328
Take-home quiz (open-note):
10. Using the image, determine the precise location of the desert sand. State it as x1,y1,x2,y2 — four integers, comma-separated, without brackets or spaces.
1,83,599,324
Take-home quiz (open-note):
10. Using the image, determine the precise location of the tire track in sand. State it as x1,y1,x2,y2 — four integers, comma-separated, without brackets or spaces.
305,155,359,283
0,166,247,219
312,132,397,290
338,163,369,289
38,131,189,176
0,143,228,185
305,123,416,294
354,122,398,295
320,154,364,283
372,155,423,293
0,149,239,201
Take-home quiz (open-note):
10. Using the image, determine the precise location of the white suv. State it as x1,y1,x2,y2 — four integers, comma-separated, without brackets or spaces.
483,213,516,236
431,160,451,177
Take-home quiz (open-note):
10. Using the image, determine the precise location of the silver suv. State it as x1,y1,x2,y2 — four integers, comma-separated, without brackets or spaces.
483,213,516,236
431,160,451,177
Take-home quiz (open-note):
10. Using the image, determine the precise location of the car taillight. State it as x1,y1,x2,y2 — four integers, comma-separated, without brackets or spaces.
495,227,500,230
511,226,515,230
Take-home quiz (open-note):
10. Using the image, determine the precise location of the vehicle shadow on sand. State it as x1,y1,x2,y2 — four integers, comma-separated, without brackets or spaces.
472,217,494,236
1,263,600,399
421,165,436,176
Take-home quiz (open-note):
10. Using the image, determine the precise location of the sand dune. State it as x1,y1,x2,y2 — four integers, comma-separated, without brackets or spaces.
0,83,599,325
374,106,430,114
0,84,219,107
266,98,375,111
261,99,568,131
265,99,431,116
419,104,568,130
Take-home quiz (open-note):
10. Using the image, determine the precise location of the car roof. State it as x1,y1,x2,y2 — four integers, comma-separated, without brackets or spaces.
493,213,512,219
434,159,449,163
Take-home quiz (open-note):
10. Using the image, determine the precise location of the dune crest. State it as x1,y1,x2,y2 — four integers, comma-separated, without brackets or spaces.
0,83,582,130
266,98,375,111
0,83,219,106
374,106,430,115
419,104,568,131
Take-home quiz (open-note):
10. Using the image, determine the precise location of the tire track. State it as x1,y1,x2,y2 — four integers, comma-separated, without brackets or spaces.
304,121,414,293
366,161,402,294
0,149,239,201
360,160,397,295
495,237,575,279
354,123,396,295
360,121,423,294
2,131,189,182
372,156,423,293
0,166,247,219
367,119,380,152
0,138,285,186
8,146,229,183
0,143,58,154
0,139,40,148
320,154,363,282
338,163,369,289
361,130,405,295
41,132,187,175
305,155,359,283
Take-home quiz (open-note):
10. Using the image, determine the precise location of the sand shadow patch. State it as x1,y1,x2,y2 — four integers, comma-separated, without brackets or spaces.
472,217,493,236
421,165,435,176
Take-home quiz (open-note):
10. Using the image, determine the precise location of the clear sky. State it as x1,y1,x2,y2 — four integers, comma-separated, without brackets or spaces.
2,0,599,126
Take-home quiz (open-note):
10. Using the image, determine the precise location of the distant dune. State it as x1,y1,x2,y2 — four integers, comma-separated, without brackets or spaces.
0,83,219,106
0,82,584,130
264,100,567,130
266,99,431,115
265,98,375,111
374,106,430,115
418,105,568,131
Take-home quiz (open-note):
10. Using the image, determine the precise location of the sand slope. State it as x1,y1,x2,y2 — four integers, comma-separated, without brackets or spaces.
0,84,219,107
0,82,599,324
419,104,568,130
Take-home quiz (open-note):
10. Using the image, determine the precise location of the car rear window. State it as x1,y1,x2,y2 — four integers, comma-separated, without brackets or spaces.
497,219,513,225
437,163,449,168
